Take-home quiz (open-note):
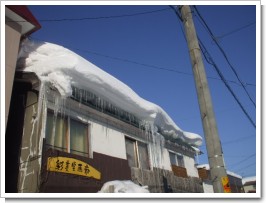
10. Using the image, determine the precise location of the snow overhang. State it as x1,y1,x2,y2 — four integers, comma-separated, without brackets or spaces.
17,39,203,148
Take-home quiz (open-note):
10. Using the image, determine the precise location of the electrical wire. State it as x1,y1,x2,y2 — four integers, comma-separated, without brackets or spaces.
227,153,255,168
28,37,253,87
235,162,256,173
222,135,254,146
169,5,256,88
216,21,255,40
193,6,256,108
198,38,256,128
169,6,255,128
6,7,171,23
201,134,254,147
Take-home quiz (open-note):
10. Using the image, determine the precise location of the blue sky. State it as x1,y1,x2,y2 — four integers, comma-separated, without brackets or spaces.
27,4,257,178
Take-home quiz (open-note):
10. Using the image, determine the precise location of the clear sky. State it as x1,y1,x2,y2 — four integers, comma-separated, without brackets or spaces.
27,3,257,179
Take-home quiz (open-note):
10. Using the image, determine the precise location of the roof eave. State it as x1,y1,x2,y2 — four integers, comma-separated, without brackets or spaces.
5,5,41,37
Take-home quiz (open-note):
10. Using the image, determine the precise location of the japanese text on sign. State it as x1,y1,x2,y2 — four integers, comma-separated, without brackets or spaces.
47,156,101,180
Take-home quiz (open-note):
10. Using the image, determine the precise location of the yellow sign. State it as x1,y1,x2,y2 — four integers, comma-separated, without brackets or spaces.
221,176,231,193
47,156,101,180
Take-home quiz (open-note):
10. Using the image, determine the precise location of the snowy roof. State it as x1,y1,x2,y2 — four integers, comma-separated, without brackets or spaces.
227,171,242,179
197,164,242,179
197,164,210,170
17,39,202,147
242,176,256,185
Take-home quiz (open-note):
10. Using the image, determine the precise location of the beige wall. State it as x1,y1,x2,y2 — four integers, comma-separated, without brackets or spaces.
5,21,21,130
18,91,42,192
244,184,255,193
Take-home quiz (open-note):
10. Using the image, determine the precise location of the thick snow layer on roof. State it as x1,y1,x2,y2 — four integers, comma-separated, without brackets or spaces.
17,39,202,147
98,180,149,193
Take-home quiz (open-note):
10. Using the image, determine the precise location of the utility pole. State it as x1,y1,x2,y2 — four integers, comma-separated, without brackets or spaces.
179,5,230,193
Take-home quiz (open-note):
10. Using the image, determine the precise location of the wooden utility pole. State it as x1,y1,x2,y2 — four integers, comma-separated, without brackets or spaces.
179,5,230,193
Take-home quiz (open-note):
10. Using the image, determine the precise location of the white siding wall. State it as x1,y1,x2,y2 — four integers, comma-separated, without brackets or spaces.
76,117,199,177
90,121,127,160
184,156,199,177
202,181,214,193
160,148,172,171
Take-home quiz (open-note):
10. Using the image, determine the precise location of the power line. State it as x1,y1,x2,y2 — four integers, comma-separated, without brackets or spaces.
222,135,254,146
226,155,256,158
193,6,256,108
170,6,256,128
235,162,256,173
216,21,255,40
201,134,254,147
198,38,256,128
169,6,256,88
7,7,171,23
179,102,254,122
228,153,256,168
29,37,254,87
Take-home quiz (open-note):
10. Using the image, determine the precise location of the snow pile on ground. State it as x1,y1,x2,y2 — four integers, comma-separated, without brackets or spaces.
98,180,149,193
17,39,202,147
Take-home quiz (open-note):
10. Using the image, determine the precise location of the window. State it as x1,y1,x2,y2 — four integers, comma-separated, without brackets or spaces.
169,152,185,167
125,138,138,168
177,154,185,167
125,137,150,170
46,112,68,152
70,118,89,157
45,111,89,157
138,142,150,170
169,152,177,165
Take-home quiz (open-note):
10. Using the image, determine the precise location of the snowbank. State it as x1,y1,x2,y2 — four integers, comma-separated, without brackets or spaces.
17,39,202,147
98,180,149,193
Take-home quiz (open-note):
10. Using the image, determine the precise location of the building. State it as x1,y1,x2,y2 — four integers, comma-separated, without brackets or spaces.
5,5,41,193
197,164,214,193
5,5,41,130
242,176,256,193
5,10,204,193
197,164,244,193
227,171,245,193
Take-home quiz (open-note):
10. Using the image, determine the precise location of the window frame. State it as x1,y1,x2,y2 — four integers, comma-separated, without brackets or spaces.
169,151,185,168
45,110,90,158
125,136,150,170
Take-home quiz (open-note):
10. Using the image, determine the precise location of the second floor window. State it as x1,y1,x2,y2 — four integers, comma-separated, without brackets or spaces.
169,151,185,168
125,137,150,170
45,111,89,157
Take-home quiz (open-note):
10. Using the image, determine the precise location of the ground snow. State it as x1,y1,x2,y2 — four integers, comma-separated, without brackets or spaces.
17,39,202,147
98,180,149,193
